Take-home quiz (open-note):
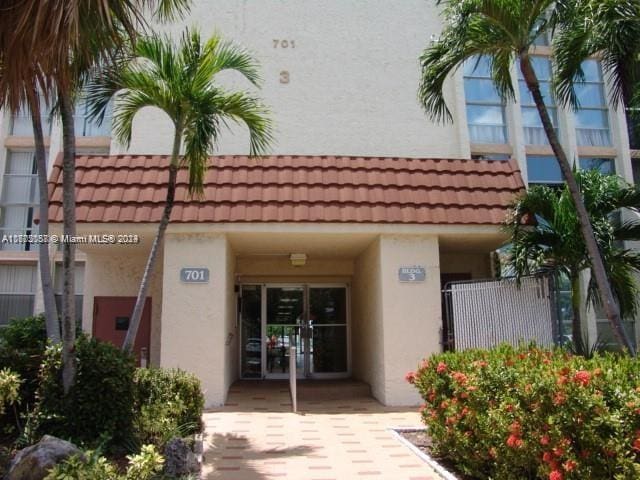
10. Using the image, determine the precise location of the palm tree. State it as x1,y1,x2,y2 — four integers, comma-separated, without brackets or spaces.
0,64,60,343
418,0,636,355
506,169,640,354
86,29,273,353
1,0,191,392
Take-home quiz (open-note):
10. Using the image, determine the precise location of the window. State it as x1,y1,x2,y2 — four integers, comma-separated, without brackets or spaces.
575,60,611,146
532,30,549,47
0,151,40,251
464,56,508,144
471,154,511,161
74,98,112,137
518,57,558,145
0,265,36,325
10,97,52,136
579,157,615,175
527,155,563,185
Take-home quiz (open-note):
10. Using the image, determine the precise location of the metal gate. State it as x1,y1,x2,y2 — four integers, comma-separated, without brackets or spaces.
443,276,558,351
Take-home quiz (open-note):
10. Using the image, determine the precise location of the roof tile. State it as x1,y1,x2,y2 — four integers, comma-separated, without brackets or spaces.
48,154,524,225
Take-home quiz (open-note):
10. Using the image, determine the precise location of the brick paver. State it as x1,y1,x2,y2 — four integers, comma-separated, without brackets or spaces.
202,382,441,479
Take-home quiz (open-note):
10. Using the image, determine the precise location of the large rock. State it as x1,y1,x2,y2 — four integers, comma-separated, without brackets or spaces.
163,437,200,477
6,435,82,480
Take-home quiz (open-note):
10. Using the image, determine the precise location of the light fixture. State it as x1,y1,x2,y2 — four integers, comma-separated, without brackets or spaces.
289,253,307,267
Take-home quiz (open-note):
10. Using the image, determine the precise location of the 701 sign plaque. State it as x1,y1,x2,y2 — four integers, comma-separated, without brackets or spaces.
180,267,209,283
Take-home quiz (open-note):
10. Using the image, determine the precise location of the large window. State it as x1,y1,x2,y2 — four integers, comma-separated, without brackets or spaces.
464,56,508,144
528,155,616,186
10,97,52,136
579,157,615,175
74,98,112,137
0,265,36,325
0,151,39,251
526,155,563,186
575,60,611,147
519,57,558,145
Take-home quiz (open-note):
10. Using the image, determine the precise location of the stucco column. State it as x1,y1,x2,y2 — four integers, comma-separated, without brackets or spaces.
160,233,232,407
378,235,441,405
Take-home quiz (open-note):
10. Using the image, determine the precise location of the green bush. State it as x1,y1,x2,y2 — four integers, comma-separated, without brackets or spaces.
132,368,204,447
0,369,20,415
0,316,47,406
35,335,136,447
45,444,163,480
409,345,640,480
0,316,47,436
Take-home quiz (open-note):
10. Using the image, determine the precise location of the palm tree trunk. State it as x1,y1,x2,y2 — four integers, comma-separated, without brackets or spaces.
570,273,584,355
59,89,77,393
26,87,60,343
519,53,636,356
122,128,181,354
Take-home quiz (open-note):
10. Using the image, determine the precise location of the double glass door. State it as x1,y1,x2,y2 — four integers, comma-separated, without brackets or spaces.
240,284,348,379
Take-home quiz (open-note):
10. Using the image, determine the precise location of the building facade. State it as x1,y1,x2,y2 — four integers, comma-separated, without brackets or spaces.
1,1,638,407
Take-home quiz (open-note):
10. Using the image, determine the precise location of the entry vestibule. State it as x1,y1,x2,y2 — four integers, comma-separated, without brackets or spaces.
239,284,350,380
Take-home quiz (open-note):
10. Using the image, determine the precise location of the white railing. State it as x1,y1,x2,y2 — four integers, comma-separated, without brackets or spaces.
443,276,557,350
289,346,297,413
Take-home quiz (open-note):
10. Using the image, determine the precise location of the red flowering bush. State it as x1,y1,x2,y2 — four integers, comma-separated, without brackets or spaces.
409,345,640,479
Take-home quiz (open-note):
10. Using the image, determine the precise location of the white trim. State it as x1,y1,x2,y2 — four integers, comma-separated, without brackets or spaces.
389,427,458,480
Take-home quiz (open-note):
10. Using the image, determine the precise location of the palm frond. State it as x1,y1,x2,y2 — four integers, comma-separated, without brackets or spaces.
215,91,274,156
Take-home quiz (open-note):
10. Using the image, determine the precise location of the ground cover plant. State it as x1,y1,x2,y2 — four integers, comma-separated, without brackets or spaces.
408,344,640,479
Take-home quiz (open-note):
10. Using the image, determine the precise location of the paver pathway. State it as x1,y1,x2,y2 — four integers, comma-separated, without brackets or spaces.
202,382,441,480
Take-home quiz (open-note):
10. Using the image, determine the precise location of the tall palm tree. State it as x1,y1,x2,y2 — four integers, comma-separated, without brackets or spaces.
506,169,640,354
1,0,190,393
0,63,60,343
418,0,636,355
86,29,273,353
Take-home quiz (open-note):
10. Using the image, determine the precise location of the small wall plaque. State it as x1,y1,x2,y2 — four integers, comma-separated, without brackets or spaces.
180,267,210,283
399,266,426,282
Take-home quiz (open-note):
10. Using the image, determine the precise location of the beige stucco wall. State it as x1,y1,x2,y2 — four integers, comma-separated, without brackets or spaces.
113,0,467,160
352,239,385,401
81,246,163,366
440,252,491,279
160,233,232,407
378,235,442,406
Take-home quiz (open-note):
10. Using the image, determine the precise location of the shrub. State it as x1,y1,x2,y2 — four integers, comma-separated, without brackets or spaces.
410,345,640,480
35,335,136,447
133,368,204,447
45,444,163,480
0,316,47,406
0,369,20,415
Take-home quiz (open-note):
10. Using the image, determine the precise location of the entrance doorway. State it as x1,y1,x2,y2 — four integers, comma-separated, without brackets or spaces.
239,284,349,379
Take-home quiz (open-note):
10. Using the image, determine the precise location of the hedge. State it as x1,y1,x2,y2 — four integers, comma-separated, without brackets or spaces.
408,345,640,480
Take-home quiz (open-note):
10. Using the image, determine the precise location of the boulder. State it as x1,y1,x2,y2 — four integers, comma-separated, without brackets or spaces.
6,435,82,480
163,437,200,477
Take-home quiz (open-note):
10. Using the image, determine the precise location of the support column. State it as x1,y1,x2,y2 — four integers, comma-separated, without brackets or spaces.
160,233,232,407
379,235,441,406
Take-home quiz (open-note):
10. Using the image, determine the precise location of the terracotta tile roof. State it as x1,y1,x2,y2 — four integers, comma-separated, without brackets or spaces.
47,155,524,225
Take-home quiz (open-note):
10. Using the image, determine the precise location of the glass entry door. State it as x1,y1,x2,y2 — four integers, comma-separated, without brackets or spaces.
240,284,349,379
308,287,348,376
265,287,305,378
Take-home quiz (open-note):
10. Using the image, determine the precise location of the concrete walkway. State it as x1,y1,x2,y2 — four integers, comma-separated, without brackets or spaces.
202,382,441,479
